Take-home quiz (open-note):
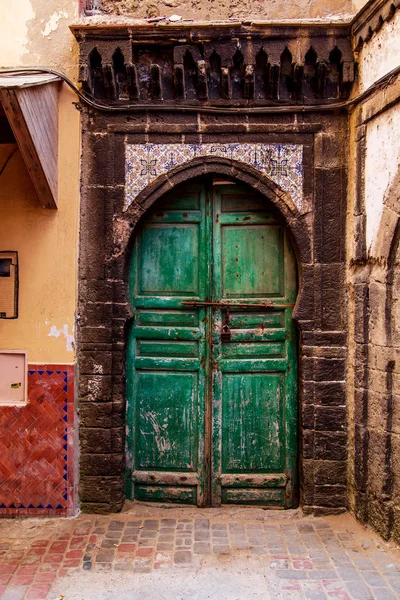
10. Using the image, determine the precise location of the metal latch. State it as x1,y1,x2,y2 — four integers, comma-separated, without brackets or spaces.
221,307,231,343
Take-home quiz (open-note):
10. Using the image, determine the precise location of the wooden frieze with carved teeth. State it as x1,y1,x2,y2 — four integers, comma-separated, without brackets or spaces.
72,23,356,105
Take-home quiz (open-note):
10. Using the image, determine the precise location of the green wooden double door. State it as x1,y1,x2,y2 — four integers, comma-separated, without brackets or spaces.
127,180,298,507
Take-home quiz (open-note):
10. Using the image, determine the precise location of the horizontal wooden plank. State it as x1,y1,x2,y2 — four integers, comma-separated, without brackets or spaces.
135,485,197,504
227,312,286,329
136,310,198,327
222,487,285,506
220,473,287,487
144,211,202,223
218,213,278,225
213,330,287,342
135,357,201,370
134,297,204,309
132,471,199,486
137,340,198,358
221,342,285,358
133,327,202,340
218,358,288,372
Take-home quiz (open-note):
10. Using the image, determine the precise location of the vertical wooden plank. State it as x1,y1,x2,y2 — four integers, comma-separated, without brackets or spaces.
211,186,223,506
283,231,299,508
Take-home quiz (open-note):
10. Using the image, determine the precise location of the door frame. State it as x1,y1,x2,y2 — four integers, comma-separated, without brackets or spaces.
78,151,337,516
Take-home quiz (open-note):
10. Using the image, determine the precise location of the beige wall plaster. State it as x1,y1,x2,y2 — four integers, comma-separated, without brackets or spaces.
0,1,81,363
365,108,400,253
358,8,400,92
0,0,35,66
360,9,400,253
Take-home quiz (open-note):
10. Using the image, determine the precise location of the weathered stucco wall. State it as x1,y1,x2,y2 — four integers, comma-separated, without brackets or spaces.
365,110,400,250
348,2,400,543
0,0,79,78
0,86,80,364
357,8,400,253
0,0,80,364
97,0,357,20
358,9,400,92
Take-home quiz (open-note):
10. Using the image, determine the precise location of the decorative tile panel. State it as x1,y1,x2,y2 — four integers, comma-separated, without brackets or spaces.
0,365,75,516
126,143,304,210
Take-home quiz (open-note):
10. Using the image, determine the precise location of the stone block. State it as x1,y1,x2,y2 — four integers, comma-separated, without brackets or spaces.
303,430,314,459
354,424,368,491
79,402,113,428
314,431,347,461
80,326,113,344
314,406,347,431
111,427,125,453
80,453,125,477
314,358,346,382
79,375,113,402
80,303,113,328
320,264,345,331
368,498,393,541
80,428,112,454
80,476,125,503
81,133,116,187
301,459,315,505
80,351,112,376
314,169,345,263
302,404,315,430
314,133,344,169
314,382,346,405
314,460,347,485
314,485,347,508
391,505,400,544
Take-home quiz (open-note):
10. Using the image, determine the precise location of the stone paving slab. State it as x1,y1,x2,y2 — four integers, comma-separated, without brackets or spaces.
0,505,399,599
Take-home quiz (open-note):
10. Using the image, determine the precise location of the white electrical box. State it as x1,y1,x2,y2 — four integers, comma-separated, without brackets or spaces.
0,351,27,406
0,251,18,319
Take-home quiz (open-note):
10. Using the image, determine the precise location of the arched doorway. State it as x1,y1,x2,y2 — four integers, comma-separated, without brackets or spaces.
126,177,298,507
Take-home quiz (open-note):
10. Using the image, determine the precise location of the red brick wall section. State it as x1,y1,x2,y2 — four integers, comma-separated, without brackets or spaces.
0,365,75,517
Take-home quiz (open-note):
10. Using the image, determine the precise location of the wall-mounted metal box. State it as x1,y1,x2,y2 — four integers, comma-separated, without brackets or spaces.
0,351,27,406
0,251,18,319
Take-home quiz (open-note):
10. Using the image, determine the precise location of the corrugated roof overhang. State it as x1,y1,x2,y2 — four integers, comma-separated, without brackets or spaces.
0,73,61,209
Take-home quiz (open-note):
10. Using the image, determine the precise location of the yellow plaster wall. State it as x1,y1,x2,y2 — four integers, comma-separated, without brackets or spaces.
0,0,80,364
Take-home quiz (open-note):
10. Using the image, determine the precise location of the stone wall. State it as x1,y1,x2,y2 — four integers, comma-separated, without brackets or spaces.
74,23,350,514
348,0,400,543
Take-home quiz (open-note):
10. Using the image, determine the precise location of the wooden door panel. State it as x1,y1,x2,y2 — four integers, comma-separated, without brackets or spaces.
138,223,200,296
212,184,298,508
127,184,208,505
135,371,199,471
221,373,284,474
221,225,284,298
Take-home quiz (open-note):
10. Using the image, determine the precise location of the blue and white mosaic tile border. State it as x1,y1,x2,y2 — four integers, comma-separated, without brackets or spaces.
125,143,303,210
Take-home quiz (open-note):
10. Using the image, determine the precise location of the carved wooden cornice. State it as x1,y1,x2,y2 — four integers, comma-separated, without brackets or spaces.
352,0,400,50
71,22,355,106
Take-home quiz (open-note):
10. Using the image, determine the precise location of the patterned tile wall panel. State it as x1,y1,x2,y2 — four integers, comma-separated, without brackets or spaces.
126,143,303,210
0,365,75,517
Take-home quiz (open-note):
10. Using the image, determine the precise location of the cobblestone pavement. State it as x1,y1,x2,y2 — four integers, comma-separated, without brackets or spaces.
0,505,399,599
